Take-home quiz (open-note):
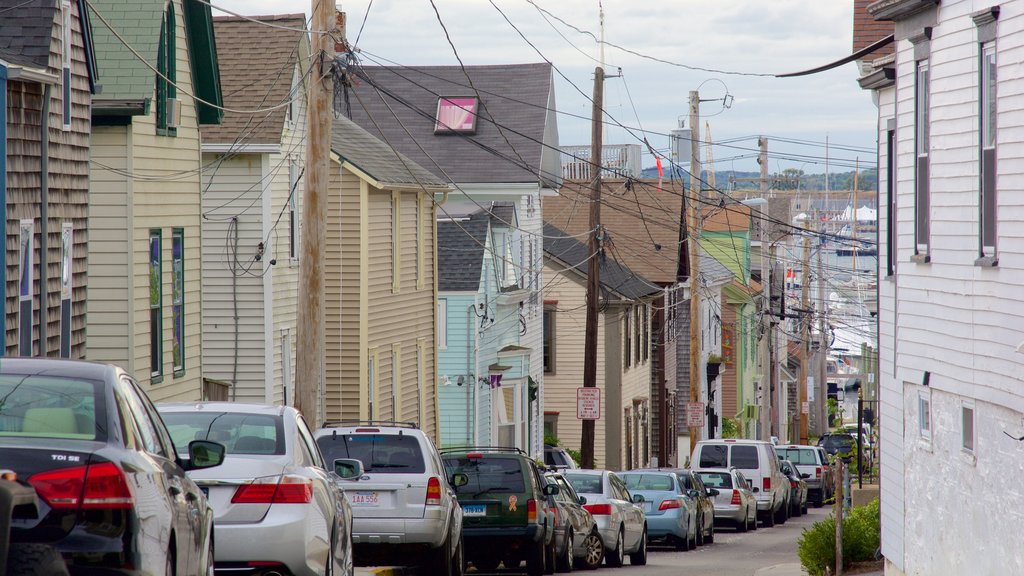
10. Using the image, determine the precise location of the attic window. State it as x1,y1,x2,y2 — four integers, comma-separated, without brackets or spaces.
434,97,479,134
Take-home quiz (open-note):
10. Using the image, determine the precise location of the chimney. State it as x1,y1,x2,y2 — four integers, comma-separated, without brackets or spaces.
334,5,347,54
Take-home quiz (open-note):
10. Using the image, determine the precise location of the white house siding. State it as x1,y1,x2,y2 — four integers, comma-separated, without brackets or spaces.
199,153,268,403
881,2,1024,573
617,304,652,470
519,191,545,458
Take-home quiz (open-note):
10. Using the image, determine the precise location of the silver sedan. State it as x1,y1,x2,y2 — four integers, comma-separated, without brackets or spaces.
695,468,758,532
159,402,354,576
563,470,648,567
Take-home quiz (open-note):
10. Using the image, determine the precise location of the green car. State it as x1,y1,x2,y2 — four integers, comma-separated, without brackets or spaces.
441,448,559,576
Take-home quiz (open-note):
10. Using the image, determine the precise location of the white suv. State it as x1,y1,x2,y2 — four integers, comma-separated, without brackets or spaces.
691,439,790,527
314,422,465,576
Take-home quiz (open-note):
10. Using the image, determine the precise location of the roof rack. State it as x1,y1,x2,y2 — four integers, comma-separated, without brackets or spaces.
439,446,530,456
320,420,419,429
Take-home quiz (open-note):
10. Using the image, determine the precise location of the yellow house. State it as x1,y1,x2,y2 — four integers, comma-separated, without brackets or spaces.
324,115,450,440
86,0,222,400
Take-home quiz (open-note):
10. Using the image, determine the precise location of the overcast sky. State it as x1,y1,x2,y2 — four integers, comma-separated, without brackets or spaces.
212,0,878,175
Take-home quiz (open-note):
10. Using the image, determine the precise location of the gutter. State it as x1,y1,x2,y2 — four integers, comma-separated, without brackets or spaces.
92,99,150,117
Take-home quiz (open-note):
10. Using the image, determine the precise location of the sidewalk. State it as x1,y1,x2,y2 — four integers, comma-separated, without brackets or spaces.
752,562,883,576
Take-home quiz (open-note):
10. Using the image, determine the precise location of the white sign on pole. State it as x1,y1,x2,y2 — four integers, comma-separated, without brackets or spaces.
577,387,601,420
686,402,705,428
802,401,810,415
807,376,815,402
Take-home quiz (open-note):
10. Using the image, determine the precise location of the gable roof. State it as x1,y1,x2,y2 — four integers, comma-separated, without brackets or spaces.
543,222,660,301
348,63,559,187
331,113,448,189
0,0,56,69
437,215,490,292
202,14,306,145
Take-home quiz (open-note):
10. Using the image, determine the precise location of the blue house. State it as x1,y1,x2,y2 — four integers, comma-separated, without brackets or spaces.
437,203,534,449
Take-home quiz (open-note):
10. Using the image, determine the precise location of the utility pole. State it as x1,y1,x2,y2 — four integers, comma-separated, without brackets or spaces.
295,0,335,425
580,65,604,470
767,243,779,440
798,220,811,445
817,238,828,436
851,159,860,272
687,90,703,457
758,136,768,197
757,136,770,440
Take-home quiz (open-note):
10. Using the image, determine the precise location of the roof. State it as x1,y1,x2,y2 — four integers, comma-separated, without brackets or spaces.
0,0,56,69
543,222,661,301
702,204,752,233
543,179,686,284
489,201,517,227
437,215,489,292
0,357,115,382
202,14,306,144
701,254,735,286
157,402,289,416
332,114,448,188
348,63,559,186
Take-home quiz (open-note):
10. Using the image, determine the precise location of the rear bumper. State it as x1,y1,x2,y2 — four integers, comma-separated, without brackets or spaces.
352,508,448,548
215,503,329,576
713,504,746,524
646,514,687,539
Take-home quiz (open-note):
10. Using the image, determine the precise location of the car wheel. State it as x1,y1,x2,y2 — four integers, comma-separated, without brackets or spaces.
578,529,603,570
802,500,809,515
673,532,689,551
6,544,68,576
737,513,748,533
628,527,647,566
605,527,624,567
428,533,454,576
526,536,546,576
689,518,697,550
544,534,556,575
556,529,574,573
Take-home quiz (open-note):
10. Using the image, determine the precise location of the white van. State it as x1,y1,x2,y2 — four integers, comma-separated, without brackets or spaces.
691,439,790,527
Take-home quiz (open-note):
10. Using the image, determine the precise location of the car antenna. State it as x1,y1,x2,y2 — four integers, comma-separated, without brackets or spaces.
332,429,337,439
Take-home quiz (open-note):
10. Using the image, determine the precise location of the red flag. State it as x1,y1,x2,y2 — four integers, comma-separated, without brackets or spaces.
656,157,663,192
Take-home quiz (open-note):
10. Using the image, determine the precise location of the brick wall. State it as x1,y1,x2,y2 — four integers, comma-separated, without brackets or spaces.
854,0,894,57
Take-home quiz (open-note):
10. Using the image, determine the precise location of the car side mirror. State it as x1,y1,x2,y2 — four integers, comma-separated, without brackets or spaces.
707,488,720,497
631,494,644,504
543,484,560,496
578,496,587,506
801,473,810,479
185,440,225,471
451,472,469,488
687,489,700,499
333,458,365,480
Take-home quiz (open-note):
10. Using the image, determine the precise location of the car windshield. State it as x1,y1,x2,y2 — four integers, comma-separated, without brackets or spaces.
443,456,525,495
622,473,674,491
162,412,285,455
776,448,818,465
0,375,101,440
318,434,426,474
545,448,570,467
696,472,733,489
564,473,603,495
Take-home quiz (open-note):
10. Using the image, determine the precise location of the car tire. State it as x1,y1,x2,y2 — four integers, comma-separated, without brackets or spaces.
763,507,775,528
673,532,689,551
204,529,215,576
544,534,556,575
689,519,697,550
6,544,68,576
578,529,604,570
737,514,748,533
556,529,574,573
802,500,809,515
750,507,758,531
527,536,546,576
628,527,647,566
474,557,500,572
429,532,455,576
605,527,625,567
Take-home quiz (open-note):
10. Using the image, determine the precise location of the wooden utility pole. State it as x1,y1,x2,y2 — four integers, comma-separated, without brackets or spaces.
798,220,811,445
580,65,604,470
687,90,703,457
295,0,335,425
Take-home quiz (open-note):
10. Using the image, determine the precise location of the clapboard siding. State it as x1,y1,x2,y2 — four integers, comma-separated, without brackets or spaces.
438,293,476,447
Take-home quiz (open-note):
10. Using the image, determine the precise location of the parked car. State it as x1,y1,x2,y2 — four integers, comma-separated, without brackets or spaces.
818,433,857,461
544,444,579,470
694,468,757,532
675,469,717,545
779,459,809,517
314,422,465,575
544,472,604,571
774,444,833,507
440,447,555,576
564,469,648,567
160,402,354,576
692,439,789,527
618,470,696,551
0,359,224,575
1,477,68,576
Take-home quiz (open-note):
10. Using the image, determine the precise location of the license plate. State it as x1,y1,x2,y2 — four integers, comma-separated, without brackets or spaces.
351,492,380,506
463,504,487,517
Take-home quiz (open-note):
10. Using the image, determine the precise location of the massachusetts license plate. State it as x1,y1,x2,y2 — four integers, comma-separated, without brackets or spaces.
351,492,380,506
463,504,487,517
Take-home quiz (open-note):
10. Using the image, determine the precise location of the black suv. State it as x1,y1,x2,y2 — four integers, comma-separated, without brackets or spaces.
818,433,856,461
441,447,558,576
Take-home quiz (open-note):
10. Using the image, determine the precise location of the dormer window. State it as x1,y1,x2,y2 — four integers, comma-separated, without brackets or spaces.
156,3,177,136
434,97,478,134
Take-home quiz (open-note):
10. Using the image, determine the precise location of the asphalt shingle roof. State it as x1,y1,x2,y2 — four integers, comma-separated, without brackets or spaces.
88,0,165,101
202,14,305,144
331,114,447,188
348,63,556,185
0,0,56,69
544,222,661,301
437,216,489,292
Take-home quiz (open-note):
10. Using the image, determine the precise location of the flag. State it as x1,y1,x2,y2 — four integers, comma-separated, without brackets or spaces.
656,157,663,192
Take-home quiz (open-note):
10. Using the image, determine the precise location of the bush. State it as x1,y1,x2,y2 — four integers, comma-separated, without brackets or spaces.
721,417,740,439
797,499,880,576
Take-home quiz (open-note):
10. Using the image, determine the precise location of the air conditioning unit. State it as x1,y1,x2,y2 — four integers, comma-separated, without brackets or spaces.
166,97,182,128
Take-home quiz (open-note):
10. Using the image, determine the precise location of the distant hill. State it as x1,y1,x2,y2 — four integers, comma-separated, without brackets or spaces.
639,167,878,192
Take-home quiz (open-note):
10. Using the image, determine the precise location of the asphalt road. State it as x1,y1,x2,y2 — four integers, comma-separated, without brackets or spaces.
468,505,827,576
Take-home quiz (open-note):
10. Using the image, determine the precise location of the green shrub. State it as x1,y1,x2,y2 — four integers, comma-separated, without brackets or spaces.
797,498,880,576
721,417,740,439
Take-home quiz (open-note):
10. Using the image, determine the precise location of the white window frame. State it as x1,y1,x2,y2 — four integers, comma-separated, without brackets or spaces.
918,390,932,442
961,400,976,455
437,299,448,350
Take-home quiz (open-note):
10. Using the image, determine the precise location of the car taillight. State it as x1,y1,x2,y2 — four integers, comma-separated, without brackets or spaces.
426,477,442,506
763,477,771,491
815,467,822,479
790,480,797,489
527,498,537,523
658,499,681,511
583,503,612,515
730,491,741,505
30,462,133,510
232,475,312,504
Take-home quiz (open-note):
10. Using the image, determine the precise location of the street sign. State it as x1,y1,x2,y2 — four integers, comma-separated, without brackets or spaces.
577,387,601,420
686,402,705,427
802,401,810,415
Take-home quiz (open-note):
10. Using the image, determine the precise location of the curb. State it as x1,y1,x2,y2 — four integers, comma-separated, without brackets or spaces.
355,567,415,576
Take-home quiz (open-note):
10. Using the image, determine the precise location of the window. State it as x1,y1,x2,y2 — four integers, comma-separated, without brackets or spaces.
642,304,649,362
319,433,426,474
149,230,163,381
172,229,184,376
979,42,997,261
367,350,379,419
417,339,426,427
634,306,641,364
288,160,299,261
698,444,728,468
624,308,632,369
437,299,447,350
155,4,177,135
543,412,558,438
391,344,402,420
60,0,72,130
434,97,479,134
962,403,975,453
730,445,759,469
543,307,555,373
162,411,285,455
885,126,896,277
392,191,401,293
914,60,930,257
918,392,931,440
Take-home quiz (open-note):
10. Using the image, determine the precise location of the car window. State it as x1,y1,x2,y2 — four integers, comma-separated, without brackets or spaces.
698,444,728,468
162,411,285,455
118,379,168,458
623,473,674,491
696,472,732,489
317,433,426,474
443,456,526,495
564,473,603,495
691,473,707,493
128,379,178,458
736,471,752,489
676,473,694,490
0,374,102,441
730,445,759,469
296,417,325,468
609,473,630,501
780,461,792,474
776,448,818,465
554,477,579,503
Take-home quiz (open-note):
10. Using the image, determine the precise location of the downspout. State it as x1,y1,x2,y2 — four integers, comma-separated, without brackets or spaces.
466,302,474,444
231,217,240,400
39,85,50,356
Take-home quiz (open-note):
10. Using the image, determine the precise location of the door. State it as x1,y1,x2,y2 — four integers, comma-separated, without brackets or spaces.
609,473,644,550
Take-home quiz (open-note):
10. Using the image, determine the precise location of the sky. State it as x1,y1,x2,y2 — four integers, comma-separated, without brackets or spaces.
212,0,878,175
